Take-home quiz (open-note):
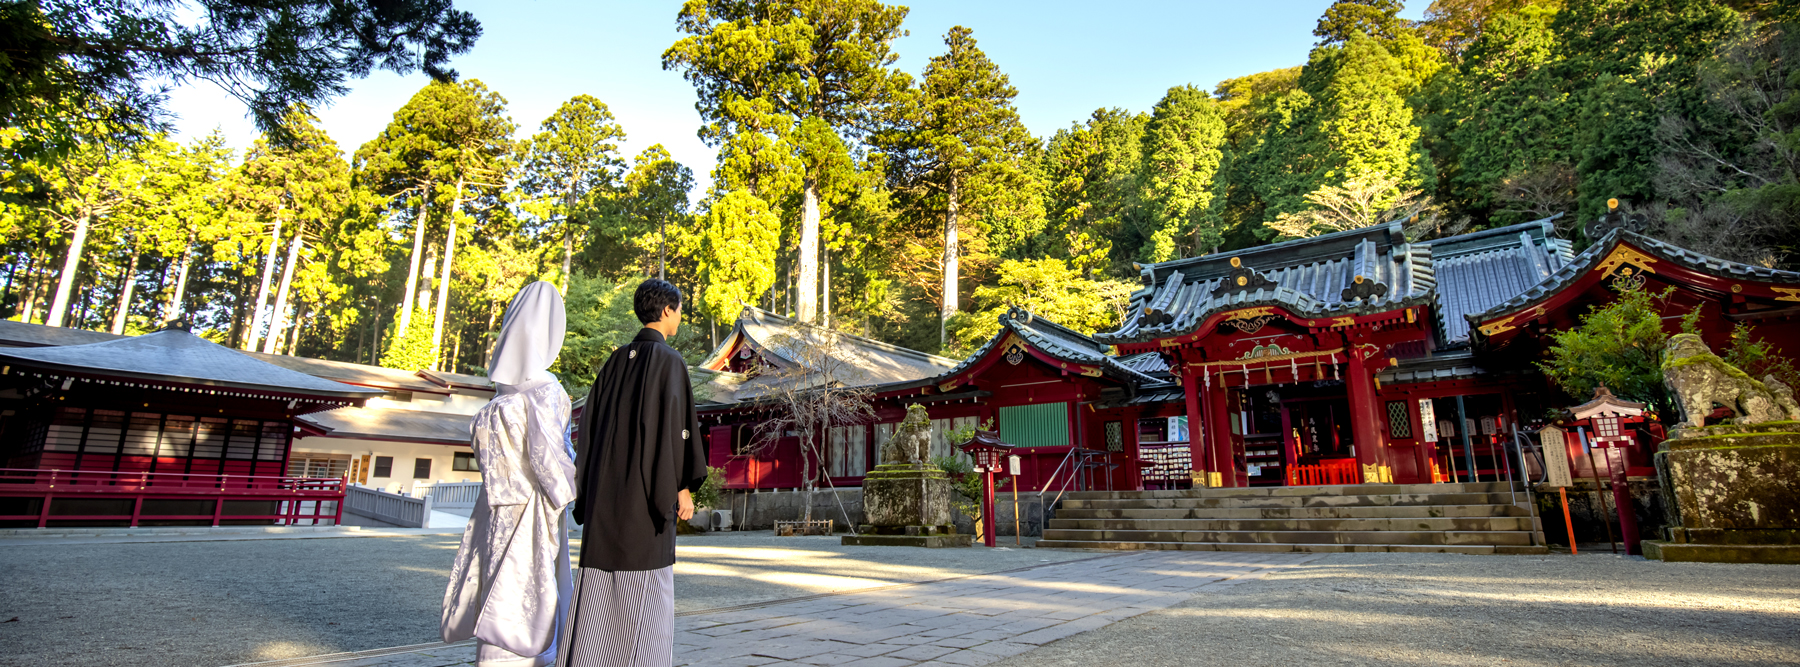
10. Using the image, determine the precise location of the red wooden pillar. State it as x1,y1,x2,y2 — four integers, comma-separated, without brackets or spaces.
1181,368,1209,486
1209,376,1239,487
1344,346,1386,482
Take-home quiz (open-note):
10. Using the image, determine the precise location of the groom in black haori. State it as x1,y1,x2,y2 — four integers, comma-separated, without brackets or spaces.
561,279,708,667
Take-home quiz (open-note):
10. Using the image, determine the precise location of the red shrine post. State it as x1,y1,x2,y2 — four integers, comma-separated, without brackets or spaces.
1566,386,1662,555
959,430,1013,547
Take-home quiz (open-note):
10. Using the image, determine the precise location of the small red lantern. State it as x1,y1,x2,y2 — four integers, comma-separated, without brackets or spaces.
958,430,1014,547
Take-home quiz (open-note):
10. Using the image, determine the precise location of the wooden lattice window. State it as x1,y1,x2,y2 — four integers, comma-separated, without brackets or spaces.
1105,421,1124,452
1385,401,1412,439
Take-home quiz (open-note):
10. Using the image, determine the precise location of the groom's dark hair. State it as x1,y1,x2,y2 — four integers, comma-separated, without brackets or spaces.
634,279,683,324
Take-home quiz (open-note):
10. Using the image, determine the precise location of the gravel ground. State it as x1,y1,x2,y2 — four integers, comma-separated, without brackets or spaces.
0,531,1090,667
990,552,1800,667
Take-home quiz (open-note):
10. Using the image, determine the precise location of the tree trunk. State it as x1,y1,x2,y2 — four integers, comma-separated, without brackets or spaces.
244,214,284,350
109,238,142,335
797,176,820,323
941,178,961,348
21,244,44,324
262,226,305,354
46,212,94,328
431,177,465,370
285,302,305,355
822,247,830,328
163,233,195,324
481,303,500,368
802,425,815,523
400,182,432,331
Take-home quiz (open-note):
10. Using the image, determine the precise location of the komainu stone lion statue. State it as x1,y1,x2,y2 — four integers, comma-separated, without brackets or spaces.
1662,333,1800,428
881,403,933,465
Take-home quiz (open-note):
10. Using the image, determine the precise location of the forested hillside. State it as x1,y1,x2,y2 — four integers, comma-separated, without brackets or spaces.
4,0,1796,382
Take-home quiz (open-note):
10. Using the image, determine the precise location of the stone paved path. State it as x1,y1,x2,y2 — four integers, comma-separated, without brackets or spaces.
252,551,1318,667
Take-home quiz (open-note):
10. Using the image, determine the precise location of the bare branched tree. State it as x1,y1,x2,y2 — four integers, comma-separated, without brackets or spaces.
1270,172,1440,238
1494,163,1578,232
1651,24,1799,268
744,326,878,526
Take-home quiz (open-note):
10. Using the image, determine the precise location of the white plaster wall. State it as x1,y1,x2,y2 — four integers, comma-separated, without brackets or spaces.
291,436,480,495
360,389,493,417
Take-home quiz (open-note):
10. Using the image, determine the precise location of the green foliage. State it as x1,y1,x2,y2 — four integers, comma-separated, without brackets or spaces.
693,466,727,510
1536,286,1679,413
1,0,479,160
1315,0,1411,45
1718,323,1800,388
696,190,779,324
945,258,1136,356
1139,85,1228,260
552,273,641,391
380,307,436,370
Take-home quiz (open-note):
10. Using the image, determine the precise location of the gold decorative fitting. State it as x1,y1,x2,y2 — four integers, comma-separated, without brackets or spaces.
1595,246,1659,278
1607,198,1620,211
1230,257,1242,268
1080,366,1102,377
1160,338,1180,347
1354,275,1365,285
1235,276,1247,286
1774,287,1800,302
1731,284,1743,293
1405,308,1416,323
1331,316,1355,327
1478,320,1518,337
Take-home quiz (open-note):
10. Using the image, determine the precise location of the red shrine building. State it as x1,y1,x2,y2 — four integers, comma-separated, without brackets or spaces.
695,216,1800,500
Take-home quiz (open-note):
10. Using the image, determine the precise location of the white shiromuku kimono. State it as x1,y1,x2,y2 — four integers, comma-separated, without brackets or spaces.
444,281,575,667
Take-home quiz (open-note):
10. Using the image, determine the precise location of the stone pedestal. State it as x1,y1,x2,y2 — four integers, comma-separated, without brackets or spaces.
1644,421,1800,563
841,462,971,548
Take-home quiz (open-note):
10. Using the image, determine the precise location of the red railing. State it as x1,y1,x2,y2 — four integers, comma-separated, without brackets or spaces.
1288,458,1361,486
0,468,345,528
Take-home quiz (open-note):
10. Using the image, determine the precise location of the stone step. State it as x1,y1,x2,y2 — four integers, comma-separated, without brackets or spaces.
1034,539,1549,555
1040,527,1538,547
1060,492,1520,510
1053,504,1532,520
1049,516,1536,533
1062,482,1523,501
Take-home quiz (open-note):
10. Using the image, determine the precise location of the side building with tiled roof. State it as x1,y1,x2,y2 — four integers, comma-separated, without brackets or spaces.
0,320,497,500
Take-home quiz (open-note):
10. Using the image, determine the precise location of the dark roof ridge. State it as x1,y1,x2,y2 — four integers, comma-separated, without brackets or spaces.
742,306,959,366
1420,216,1560,255
1138,219,1405,283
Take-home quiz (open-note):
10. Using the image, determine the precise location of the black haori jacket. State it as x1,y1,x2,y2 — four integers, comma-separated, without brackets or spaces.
574,327,708,571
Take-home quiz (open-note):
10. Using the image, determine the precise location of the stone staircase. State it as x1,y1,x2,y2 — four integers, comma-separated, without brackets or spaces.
1038,481,1547,554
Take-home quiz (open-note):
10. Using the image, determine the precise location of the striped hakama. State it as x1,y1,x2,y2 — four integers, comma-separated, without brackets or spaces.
555,566,675,667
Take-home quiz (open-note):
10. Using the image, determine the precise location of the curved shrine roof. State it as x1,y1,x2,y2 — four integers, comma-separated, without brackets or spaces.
1098,220,1436,344
0,329,385,401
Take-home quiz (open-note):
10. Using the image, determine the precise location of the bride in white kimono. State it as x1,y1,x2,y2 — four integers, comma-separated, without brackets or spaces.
444,281,577,667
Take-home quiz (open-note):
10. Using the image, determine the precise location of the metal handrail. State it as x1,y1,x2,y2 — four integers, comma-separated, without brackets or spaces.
1036,446,1083,538
1510,424,1543,547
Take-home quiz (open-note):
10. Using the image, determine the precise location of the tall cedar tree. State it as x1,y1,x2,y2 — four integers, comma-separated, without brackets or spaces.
664,0,909,324
520,95,627,290
880,26,1037,347
1138,84,1228,261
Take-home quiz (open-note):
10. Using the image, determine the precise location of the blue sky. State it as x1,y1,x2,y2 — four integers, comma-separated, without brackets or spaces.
164,1,1425,197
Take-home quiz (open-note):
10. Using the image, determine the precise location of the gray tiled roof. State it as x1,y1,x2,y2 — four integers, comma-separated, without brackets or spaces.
1376,351,1487,386
1098,220,1436,344
297,406,472,445
418,369,497,391
1115,352,1171,376
1094,382,1185,409
1468,228,1800,332
243,350,446,394
0,319,127,347
702,307,961,388
1419,217,1574,347
0,329,384,400
942,308,1162,385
